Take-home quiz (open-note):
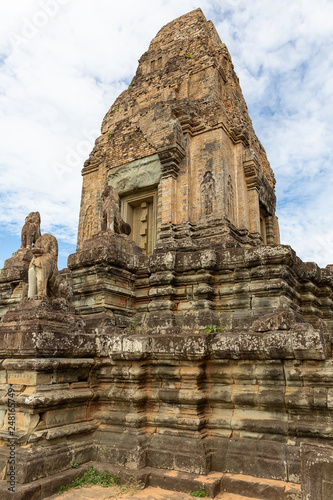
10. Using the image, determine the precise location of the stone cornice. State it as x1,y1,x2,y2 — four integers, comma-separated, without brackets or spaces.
243,149,261,190
158,144,185,178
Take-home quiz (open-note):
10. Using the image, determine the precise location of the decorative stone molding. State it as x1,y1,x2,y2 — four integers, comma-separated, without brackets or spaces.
158,144,185,178
243,149,261,190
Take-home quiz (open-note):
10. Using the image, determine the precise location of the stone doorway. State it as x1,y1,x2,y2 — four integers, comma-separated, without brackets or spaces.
121,190,157,254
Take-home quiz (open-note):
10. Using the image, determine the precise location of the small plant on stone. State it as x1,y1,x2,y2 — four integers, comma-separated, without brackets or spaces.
70,460,79,469
190,484,209,497
203,324,224,334
107,133,110,138
187,53,192,59
116,107,120,112
130,320,142,330
59,466,122,493
125,319,145,335
117,474,140,495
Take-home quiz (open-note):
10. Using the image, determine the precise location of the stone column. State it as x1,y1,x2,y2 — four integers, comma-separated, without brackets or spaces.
266,215,275,244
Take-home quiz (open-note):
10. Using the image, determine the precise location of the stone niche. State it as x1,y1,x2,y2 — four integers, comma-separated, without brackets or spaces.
0,8,333,500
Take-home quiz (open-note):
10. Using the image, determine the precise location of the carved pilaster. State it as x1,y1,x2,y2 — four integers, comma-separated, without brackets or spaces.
158,144,185,225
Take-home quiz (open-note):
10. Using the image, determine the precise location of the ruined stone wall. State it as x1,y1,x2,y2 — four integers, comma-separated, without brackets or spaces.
0,321,329,499
0,299,97,497
0,231,332,499
68,236,333,338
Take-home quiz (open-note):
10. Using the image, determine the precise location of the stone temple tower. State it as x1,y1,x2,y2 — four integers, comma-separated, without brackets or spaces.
1,9,333,500
69,8,329,337
77,8,280,253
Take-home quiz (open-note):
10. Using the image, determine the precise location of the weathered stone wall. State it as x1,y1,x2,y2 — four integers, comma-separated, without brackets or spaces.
88,333,333,485
67,232,333,340
0,357,96,484
94,241,333,327
0,319,330,498
0,299,96,498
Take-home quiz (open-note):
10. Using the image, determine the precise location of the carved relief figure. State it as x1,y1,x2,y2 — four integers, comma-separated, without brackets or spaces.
201,171,216,216
227,175,235,222
84,205,94,240
28,234,58,298
21,212,41,249
101,185,131,235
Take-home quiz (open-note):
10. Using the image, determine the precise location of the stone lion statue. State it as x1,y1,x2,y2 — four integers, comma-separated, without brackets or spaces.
101,185,131,235
28,234,58,298
21,212,41,249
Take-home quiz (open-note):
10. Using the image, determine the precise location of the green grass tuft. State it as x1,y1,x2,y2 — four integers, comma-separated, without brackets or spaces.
203,325,224,334
59,466,123,493
190,484,209,497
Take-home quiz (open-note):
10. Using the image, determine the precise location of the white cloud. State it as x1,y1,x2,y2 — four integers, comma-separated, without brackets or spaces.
0,0,332,268
213,0,333,267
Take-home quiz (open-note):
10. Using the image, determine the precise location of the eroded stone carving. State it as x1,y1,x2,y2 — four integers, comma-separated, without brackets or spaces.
253,307,307,332
28,233,58,298
201,171,216,216
227,175,235,222
84,205,94,240
21,211,41,249
101,185,131,235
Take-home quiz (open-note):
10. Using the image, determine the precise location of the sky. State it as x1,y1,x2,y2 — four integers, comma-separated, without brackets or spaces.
0,0,332,270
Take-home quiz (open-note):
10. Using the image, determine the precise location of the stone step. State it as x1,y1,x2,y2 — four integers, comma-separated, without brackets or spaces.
0,462,302,500
218,495,259,500
48,487,265,500
90,463,301,500
220,473,301,500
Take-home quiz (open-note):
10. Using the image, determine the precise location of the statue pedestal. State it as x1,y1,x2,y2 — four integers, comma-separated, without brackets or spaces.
68,232,145,329
0,298,96,489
